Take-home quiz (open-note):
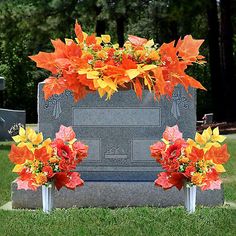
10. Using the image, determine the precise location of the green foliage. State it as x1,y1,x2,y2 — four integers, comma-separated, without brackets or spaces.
1,0,235,121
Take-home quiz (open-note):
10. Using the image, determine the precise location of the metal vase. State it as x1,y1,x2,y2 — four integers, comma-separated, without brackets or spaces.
42,182,55,213
184,185,196,213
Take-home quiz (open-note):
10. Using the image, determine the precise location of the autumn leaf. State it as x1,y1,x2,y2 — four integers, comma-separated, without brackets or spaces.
128,35,147,46
74,21,84,43
101,35,111,44
34,147,50,163
205,144,230,164
43,77,67,100
188,146,204,162
163,125,183,142
9,144,34,164
54,172,69,190
133,79,143,100
55,125,76,142
86,34,96,46
155,172,173,190
65,172,84,190
176,35,204,62
29,52,57,74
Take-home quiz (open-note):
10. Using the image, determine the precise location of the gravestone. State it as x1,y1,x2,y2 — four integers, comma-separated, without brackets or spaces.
0,77,5,90
11,82,224,208
0,77,26,141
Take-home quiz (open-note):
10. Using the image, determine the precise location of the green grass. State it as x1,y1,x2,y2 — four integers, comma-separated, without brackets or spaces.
0,139,236,236
0,207,235,236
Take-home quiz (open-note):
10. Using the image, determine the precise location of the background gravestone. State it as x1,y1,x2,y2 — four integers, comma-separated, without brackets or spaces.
11,82,224,208
0,77,26,141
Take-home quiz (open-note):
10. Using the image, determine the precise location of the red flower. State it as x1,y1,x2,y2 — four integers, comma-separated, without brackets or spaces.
150,141,166,161
59,159,76,171
42,166,54,178
155,172,173,190
73,141,88,163
184,166,196,178
65,172,84,190
53,139,74,160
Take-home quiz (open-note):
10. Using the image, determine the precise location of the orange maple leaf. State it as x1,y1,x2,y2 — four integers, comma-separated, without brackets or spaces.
34,147,50,163
9,144,34,164
86,34,96,46
75,21,84,43
188,146,204,162
29,52,57,74
43,77,67,100
134,79,143,100
176,35,204,62
205,144,230,164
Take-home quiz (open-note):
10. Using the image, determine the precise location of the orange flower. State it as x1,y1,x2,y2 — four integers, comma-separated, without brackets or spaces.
49,156,59,164
191,173,204,185
148,51,160,61
35,173,47,185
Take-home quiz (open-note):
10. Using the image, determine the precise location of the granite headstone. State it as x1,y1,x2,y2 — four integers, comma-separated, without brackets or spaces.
11,82,224,208
38,82,196,181
0,77,26,141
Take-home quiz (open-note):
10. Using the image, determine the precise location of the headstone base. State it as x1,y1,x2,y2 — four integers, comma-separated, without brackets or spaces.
11,180,224,209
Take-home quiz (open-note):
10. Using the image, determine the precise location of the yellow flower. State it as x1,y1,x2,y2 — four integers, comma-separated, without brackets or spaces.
49,156,59,164
179,156,189,164
191,173,204,185
148,51,160,61
35,173,47,185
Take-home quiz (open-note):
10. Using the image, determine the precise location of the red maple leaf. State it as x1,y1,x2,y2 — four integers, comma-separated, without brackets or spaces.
55,125,76,142
65,172,84,190
155,172,173,190
54,172,69,190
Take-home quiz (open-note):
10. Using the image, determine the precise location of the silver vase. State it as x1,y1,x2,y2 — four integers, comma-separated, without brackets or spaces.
42,182,55,213
184,185,196,213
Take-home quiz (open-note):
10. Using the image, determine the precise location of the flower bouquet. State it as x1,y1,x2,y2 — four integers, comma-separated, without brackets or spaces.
150,125,230,213
9,125,88,213
29,21,206,103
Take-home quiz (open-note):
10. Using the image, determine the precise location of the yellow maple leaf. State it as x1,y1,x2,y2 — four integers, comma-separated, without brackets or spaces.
144,39,154,48
12,164,24,173
215,164,226,173
211,127,226,143
103,77,118,91
96,37,102,45
126,69,140,80
101,35,111,44
87,71,100,79
97,79,107,89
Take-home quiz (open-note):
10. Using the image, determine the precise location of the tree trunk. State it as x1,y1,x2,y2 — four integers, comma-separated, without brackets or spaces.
95,6,106,36
207,0,224,122
116,17,125,47
219,0,236,121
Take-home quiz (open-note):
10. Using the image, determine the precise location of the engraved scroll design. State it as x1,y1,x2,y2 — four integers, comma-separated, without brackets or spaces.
171,89,189,119
44,91,72,119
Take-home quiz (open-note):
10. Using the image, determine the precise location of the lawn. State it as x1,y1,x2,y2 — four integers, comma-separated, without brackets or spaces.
0,138,236,236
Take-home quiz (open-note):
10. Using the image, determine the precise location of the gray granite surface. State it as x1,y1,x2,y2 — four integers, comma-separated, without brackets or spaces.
0,108,26,141
38,82,196,181
11,181,224,209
